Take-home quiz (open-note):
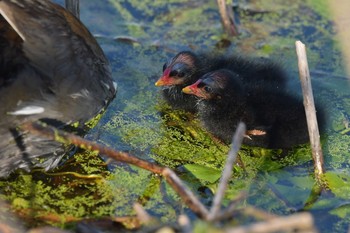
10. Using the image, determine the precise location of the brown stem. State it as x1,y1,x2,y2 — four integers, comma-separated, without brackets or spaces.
208,122,246,221
163,168,209,219
225,212,316,233
210,192,247,222
295,41,325,180
21,122,164,174
216,0,239,36
20,121,209,219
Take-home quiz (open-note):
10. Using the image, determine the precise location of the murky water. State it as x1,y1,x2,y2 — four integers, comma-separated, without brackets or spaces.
1,0,350,232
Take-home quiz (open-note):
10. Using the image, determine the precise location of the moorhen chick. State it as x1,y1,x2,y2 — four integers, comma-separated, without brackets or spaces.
182,69,324,149
0,0,116,177
155,51,287,112
155,51,202,112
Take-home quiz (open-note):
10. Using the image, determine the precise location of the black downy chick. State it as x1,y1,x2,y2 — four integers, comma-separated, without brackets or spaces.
183,69,324,149
155,51,205,112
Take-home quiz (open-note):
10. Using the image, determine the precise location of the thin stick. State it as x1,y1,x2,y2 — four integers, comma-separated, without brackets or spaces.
20,121,209,219
208,122,246,221
163,168,209,219
295,41,325,178
65,0,80,18
21,122,164,174
225,212,316,233
216,0,239,36
210,192,247,222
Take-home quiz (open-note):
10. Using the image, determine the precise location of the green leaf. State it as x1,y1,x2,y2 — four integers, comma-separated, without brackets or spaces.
324,172,350,199
184,164,222,183
330,204,350,218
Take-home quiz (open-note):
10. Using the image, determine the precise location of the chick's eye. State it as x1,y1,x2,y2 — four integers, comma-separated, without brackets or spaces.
162,63,167,72
204,86,213,93
177,71,185,78
169,70,178,77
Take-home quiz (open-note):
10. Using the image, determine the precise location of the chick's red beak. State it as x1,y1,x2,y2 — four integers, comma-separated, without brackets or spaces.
155,76,170,86
155,68,172,86
182,80,199,95
182,79,209,99
155,67,187,86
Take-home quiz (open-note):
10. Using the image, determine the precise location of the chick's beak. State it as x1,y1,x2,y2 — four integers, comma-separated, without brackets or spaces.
155,67,172,86
155,76,167,86
182,79,201,95
182,85,194,94
155,75,185,86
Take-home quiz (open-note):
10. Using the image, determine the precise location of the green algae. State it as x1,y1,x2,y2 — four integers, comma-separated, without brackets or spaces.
0,155,179,227
0,154,112,225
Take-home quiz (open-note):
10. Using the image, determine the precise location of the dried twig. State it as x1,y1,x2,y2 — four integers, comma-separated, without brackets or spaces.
211,192,247,222
20,121,209,219
133,203,154,224
216,0,239,36
225,212,317,233
295,41,325,180
208,122,246,221
21,122,164,174
65,0,79,18
163,168,209,219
